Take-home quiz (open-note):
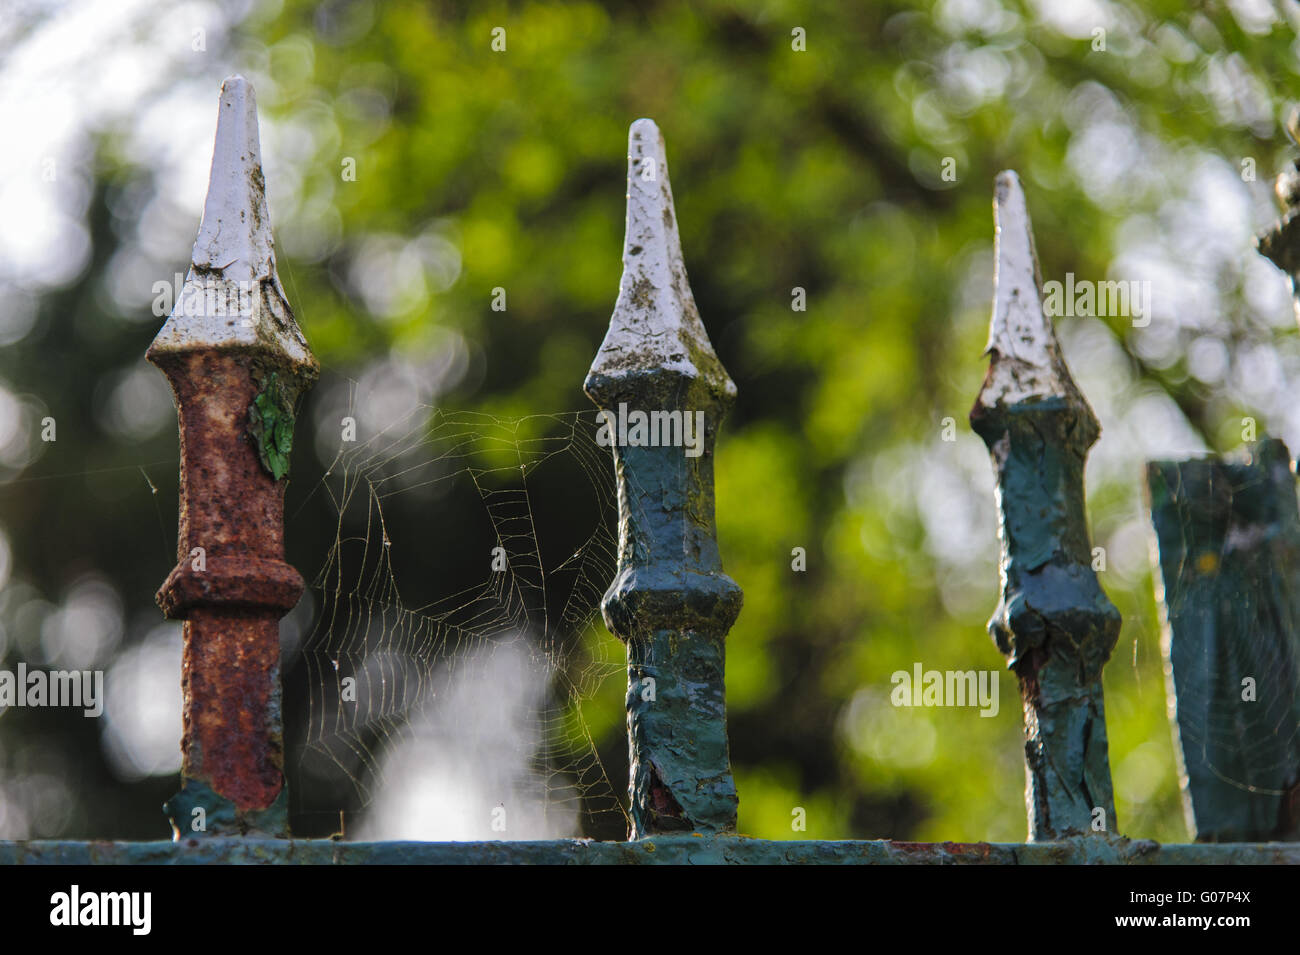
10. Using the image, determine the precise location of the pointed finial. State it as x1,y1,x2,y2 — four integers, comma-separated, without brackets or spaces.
969,170,1120,841
192,75,272,283
583,120,742,838
584,119,733,405
147,76,317,378
145,79,316,838
975,171,1095,426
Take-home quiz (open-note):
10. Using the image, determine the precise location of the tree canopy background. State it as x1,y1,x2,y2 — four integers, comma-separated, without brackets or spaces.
1,0,1298,842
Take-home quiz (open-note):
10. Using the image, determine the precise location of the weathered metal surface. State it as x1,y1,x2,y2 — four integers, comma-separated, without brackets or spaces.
2,835,1297,865
1147,443,1300,842
969,171,1121,841
1256,106,1300,323
148,79,314,371
584,119,742,838
147,76,318,837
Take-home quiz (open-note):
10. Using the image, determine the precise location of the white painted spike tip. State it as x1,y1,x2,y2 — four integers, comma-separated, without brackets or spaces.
191,75,273,282
586,119,735,398
976,170,1080,409
147,76,315,373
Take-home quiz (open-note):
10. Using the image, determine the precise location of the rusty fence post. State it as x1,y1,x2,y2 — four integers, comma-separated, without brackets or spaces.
148,76,318,837
969,171,1121,841
584,119,742,838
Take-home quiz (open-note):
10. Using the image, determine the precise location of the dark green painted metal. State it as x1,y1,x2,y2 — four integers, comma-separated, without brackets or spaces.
1146,439,1300,841
164,779,292,841
590,387,740,837
2,835,1297,865
584,120,741,838
970,172,1121,841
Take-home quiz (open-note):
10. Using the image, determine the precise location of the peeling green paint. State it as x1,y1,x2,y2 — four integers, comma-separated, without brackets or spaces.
164,778,290,840
587,368,742,839
626,628,738,833
971,397,1121,841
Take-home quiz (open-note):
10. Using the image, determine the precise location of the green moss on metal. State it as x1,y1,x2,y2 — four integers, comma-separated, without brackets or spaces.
247,369,298,480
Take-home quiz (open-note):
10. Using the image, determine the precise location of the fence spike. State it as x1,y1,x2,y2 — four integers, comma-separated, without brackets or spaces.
146,76,319,838
970,171,1121,841
585,118,742,838
149,75,313,368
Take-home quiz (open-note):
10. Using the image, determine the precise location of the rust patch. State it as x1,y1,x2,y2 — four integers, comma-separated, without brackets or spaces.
182,611,284,810
648,765,685,821
151,349,308,814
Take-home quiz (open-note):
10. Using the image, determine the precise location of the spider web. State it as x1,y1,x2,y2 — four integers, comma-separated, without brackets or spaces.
1147,443,1300,840
287,403,629,840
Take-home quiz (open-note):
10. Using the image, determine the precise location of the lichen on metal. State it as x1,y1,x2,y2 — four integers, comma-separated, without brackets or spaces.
969,171,1121,842
587,118,735,399
1146,439,1300,842
146,75,318,838
584,119,742,839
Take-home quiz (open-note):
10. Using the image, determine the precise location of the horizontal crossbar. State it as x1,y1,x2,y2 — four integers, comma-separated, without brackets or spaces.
2,835,1296,865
